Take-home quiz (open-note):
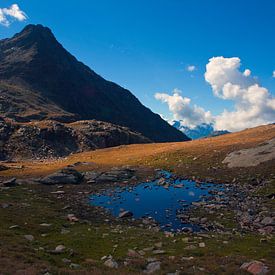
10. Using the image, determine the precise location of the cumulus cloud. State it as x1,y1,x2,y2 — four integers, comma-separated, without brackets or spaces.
0,4,27,26
155,57,275,132
205,56,275,132
187,65,196,72
273,70,275,78
155,89,213,128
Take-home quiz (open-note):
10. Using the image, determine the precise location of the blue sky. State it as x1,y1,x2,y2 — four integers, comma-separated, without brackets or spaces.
1,1,275,131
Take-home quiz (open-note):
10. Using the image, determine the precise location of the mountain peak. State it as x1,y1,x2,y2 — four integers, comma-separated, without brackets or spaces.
12,24,56,44
22,24,50,32
0,25,189,143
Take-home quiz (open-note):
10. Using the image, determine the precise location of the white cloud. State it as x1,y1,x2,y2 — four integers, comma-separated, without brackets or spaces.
205,56,275,132
272,70,275,78
155,57,275,132
0,4,27,27
187,65,196,72
155,89,213,128
243,69,251,77
204,57,255,98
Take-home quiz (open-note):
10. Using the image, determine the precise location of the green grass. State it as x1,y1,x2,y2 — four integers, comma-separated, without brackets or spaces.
0,185,274,274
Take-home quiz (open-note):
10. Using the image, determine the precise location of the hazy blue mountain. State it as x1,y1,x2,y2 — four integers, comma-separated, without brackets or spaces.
171,121,229,140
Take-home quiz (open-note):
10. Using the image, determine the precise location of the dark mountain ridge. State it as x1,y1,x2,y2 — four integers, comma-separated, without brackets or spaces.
0,24,189,142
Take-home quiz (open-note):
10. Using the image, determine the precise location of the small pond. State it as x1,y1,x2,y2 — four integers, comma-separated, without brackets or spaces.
89,171,224,232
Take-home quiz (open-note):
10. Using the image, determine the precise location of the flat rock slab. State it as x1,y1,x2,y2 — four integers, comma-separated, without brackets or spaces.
223,138,275,168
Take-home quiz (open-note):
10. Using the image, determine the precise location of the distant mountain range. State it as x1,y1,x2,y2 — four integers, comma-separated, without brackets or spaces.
0,24,189,144
171,121,230,140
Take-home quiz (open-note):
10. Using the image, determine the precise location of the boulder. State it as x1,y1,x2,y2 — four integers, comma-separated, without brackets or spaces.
118,210,133,219
0,164,9,171
240,261,268,275
1,178,17,187
104,258,118,269
39,168,83,185
95,167,135,183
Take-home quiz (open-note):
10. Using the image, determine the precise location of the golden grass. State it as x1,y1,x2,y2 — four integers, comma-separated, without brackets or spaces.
1,124,275,178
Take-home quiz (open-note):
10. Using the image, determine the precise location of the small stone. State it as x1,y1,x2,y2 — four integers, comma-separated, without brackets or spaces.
118,210,133,218
182,237,189,243
174,184,184,188
138,250,146,256
55,245,66,253
62,258,71,264
143,247,154,252
144,261,161,274
67,214,79,222
154,242,162,248
182,256,194,261
61,228,70,234
24,235,34,241
184,245,196,250
40,223,52,227
104,258,118,268
1,203,10,208
70,263,81,269
199,242,206,248
9,225,19,229
127,249,140,258
152,249,165,255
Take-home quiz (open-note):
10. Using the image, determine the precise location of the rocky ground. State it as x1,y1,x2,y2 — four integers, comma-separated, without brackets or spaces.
0,165,274,274
0,118,150,160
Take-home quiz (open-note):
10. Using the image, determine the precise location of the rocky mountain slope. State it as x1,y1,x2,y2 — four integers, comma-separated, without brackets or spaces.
0,118,150,160
0,24,188,142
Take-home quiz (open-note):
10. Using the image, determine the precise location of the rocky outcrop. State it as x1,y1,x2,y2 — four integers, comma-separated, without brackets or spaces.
84,167,136,184
0,119,150,160
223,138,275,168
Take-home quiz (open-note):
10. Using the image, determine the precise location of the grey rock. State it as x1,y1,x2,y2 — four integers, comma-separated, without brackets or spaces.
55,245,66,253
261,217,274,226
1,203,10,208
104,258,118,268
24,235,34,241
70,263,81,269
144,261,161,274
118,210,133,218
240,260,268,275
2,178,17,187
40,168,83,185
152,249,165,255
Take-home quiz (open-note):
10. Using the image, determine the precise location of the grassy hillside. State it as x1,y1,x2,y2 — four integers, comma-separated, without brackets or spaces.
1,124,274,181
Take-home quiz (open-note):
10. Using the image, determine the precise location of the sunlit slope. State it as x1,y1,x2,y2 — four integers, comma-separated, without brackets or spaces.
1,124,274,180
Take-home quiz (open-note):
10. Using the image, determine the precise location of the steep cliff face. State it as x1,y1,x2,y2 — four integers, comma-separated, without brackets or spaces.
0,24,189,142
